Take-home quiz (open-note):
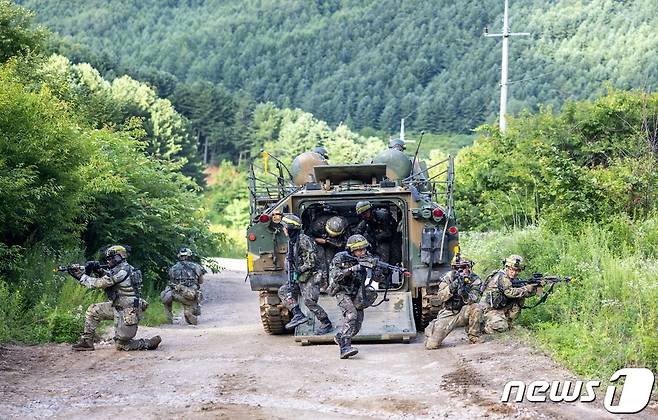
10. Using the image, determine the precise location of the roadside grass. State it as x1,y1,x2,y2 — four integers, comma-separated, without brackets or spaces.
461,216,658,380
0,248,188,343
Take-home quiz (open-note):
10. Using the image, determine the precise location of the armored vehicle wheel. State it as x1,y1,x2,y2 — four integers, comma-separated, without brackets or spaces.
259,290,290,335
420,290,441,328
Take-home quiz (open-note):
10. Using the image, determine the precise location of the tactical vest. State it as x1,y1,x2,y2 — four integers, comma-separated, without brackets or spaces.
169,261,202,288
105,261,138,303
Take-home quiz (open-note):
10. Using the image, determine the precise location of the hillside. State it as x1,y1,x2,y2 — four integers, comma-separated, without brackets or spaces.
18,0,658,133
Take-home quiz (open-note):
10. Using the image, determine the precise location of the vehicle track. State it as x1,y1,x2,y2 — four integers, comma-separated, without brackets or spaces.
0,259,654,419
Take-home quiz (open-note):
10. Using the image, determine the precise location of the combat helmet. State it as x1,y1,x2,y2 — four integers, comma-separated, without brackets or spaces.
281,214,302,230
451,254,474,269
105,245,128,266
178,247,193,260
389,138,406,151
355,200,373,215
312,146,329,160
504,254,525,270
346,234,369,253
325,216,348,237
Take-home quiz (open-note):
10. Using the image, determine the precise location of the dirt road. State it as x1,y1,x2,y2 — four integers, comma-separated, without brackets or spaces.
1,259,655,419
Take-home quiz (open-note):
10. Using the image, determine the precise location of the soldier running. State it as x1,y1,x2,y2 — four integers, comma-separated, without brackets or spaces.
328,234,378,359
424,253,484,349
277,214,333,334
480,255,540,333
67,245,161,351
161,247,206,325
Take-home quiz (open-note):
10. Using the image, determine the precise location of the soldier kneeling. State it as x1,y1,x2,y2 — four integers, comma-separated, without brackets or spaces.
424,254,483,349
161,247,206,325
68,245,160,351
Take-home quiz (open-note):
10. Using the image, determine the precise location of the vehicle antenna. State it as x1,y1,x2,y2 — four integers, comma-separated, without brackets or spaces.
411,130,425,181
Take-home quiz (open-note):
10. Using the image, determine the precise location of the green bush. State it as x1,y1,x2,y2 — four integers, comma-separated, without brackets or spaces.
462,218,658,378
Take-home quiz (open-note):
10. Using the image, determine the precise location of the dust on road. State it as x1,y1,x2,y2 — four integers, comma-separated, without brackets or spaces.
0,258,654,419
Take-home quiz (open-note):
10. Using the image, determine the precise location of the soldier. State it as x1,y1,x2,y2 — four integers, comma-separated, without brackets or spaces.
328,234,378,359
67,245,161,351
161,247,206,325
312,145,329,161
479,255,539,333
389,138,406,152
354,201,397,265
424,255,484,349
277,214,333,334
311,215,350,291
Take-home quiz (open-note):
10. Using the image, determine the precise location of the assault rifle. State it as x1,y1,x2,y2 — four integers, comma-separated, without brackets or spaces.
452,272,476,304
511,273,572,308
345,255,410,307
55,262,108,274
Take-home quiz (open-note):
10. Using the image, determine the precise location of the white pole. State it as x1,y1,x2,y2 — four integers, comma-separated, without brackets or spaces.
500,0,510,132
484,0,529,133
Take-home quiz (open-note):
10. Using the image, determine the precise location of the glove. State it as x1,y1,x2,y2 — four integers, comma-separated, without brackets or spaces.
358,257,376,269
68,267,83,280
524,284,537,294
84,260,100,275
349,264,362,272
286,292,295,306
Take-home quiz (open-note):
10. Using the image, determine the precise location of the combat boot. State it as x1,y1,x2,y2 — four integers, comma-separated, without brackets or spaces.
285,306,309,330
72,336,95,351
334,332,342,345
316,318,333,335
339,336,358,359
146,335,162,350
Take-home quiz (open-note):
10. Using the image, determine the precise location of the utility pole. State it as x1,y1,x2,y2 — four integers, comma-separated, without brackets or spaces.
484,0,529,132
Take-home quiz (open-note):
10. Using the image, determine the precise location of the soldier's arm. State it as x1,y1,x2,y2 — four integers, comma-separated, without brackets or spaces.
354,220,367,234
466,274,483,303
501,277,535,298
329,257,355,285
297,238,317,273
435,274,454,303
196,265,205,285
78,268,126,289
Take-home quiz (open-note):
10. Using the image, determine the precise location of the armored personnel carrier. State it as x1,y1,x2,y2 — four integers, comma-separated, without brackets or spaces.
246,148,459,343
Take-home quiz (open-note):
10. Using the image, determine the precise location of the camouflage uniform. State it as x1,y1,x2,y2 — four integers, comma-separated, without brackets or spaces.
161,260,206,325
277,233,330,324
328,251,377,340
78,261,153,351
309,214,349,289
424,271,484,349
355,208,396,263
479,270,536,333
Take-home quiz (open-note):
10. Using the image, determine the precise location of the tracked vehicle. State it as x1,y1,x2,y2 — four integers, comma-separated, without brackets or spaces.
246,149,459,343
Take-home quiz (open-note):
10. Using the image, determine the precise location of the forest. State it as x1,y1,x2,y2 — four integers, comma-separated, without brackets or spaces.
1,0,657,379
17,0,658,138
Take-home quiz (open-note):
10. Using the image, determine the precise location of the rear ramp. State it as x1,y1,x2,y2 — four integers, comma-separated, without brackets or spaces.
294,291,417,345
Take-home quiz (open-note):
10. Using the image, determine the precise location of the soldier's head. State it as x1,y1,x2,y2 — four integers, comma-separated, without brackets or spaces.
355,200,373,220
281,214,302,239
271,211,283,225
346,234,369,257
503,254,525,279
312,146,329,160
451,255,474,277
325,216,348,238
177,247,193,261
105,245,128,268
389,138,406,152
